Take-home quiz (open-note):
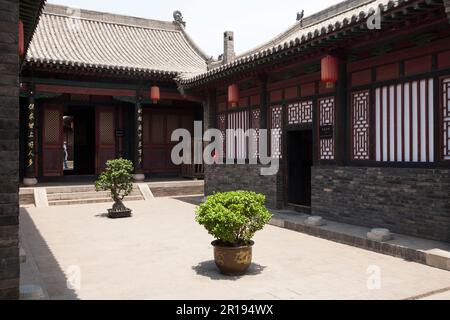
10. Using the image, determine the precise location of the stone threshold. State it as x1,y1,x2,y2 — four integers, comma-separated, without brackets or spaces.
269,210,450,272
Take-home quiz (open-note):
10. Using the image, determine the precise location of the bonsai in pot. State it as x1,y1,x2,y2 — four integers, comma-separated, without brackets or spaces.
95,158,134,219
196,191,272,276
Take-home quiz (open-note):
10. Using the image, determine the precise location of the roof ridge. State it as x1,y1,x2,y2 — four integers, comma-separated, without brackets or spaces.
237,0,376,58
43,3,181,32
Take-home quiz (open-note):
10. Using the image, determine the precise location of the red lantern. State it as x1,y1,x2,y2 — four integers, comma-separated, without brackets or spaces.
228,84,239,108
321,55,339,89
19,19,24,57
150,86,160,104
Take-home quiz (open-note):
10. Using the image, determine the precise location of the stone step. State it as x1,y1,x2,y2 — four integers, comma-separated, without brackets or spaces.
150,185,204,197
45,186,99,194
48,195,144,206
47,190,142,201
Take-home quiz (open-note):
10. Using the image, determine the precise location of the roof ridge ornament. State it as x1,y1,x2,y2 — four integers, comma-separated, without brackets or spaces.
296,10,304,27
173,10,186,28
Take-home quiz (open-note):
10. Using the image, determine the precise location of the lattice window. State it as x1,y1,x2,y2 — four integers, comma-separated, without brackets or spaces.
319,97,335,160
99,112,114,144
351,91,370,160
288,100,313,125
227,110,249,159
44,109,61,144
270,105,283,158
217,114,226,157
375,79,434,162
250,108,260,158
443,78,450,161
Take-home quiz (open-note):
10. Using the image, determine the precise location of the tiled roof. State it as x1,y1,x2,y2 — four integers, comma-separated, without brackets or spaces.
20,0,47,59
26,4,208,78
178,0,424,86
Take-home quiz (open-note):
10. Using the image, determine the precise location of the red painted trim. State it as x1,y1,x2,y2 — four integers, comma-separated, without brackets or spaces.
42,105,64,177
348,37,450,73
36,84,135,97
401,84,405,162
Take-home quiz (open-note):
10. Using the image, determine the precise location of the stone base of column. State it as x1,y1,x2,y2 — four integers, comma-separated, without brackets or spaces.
23,177,38,187
134,174,145,182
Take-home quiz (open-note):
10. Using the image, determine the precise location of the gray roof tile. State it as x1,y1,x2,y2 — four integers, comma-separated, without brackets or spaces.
26,4,208,76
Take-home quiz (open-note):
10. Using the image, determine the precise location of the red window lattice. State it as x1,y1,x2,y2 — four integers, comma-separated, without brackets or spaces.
375,79,434,163
227,110,249,159
251,109,260,158
270,105,283,158
443,78,450,161
288,101,313,125
351,91,370,160
217,114,226,157
319,97,335,160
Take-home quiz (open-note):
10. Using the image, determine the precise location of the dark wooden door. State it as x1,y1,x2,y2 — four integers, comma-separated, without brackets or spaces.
42,106,64,177
287,130,313,206
143,110,194,173
96,107,116,174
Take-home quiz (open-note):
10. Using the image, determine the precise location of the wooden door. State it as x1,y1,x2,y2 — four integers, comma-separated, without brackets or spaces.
42,106,64,177
143,110,194,173
96,107,116,174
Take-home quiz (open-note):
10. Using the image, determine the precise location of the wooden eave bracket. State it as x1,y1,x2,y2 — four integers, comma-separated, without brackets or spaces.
445,0,450,23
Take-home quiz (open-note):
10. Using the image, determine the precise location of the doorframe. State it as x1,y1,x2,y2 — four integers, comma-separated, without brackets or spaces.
95,106,117,175
284,123,315,209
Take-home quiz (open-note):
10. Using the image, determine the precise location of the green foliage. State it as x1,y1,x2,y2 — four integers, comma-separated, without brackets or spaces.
196,191,272,246
95,158,134,202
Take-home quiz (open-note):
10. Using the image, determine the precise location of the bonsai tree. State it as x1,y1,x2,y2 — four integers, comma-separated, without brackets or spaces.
95,158,134,213
196,191,272,247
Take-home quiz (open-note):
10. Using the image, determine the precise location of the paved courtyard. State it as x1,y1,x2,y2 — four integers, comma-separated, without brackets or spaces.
20,198,450,300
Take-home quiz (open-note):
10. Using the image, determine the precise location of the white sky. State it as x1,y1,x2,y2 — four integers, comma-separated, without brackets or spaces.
47,0,343,58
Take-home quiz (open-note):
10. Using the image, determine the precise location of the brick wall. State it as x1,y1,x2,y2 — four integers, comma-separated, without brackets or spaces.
312,166,450,242
204,163,284,209
0,0,20,300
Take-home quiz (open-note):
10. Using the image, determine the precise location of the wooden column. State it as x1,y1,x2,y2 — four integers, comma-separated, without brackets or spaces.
203,89,217,131
335,57,348,166
134,95,145,181
258,74,269,130
23,89,37,186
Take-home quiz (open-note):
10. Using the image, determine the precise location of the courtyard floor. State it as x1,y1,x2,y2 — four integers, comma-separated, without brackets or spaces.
20,197,450,300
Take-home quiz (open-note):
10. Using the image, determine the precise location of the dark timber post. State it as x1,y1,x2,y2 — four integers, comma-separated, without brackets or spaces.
335,55,348,166
134,91,145,181
258,73,269,130
23,86,38,186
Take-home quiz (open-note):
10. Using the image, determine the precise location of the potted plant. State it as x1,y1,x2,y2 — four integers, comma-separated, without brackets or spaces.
196,191,272,276
95,158,134,219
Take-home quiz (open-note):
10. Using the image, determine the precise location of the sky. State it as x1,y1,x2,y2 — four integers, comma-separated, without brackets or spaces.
47,0,343,58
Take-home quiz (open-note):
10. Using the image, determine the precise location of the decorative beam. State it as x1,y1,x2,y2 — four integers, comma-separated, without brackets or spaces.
445,0,450,23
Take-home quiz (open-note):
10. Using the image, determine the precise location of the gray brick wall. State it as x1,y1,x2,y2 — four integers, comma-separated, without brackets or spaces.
312,166,450,243
204,163,284,209
0,0,20,300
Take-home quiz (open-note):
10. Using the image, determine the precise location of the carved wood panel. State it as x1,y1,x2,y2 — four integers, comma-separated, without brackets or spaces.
351,91,370,160
318,97,335,160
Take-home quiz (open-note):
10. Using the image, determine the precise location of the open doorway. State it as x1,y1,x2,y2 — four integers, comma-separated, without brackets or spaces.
287,129,313,207
63,106,95,175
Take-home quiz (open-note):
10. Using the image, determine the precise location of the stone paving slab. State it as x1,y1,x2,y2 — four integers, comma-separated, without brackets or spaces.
20,198,450,300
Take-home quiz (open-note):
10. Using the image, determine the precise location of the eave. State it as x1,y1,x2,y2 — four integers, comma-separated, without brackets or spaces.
178,0,445,90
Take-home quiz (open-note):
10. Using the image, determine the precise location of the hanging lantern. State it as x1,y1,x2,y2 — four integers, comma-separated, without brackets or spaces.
150,86,160,104
228,84,239,107
321,55,339,89
19,19,24,57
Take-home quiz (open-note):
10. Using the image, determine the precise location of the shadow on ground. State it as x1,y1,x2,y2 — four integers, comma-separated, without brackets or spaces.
192,260,266,280
20,208,79,300
173,196,204,206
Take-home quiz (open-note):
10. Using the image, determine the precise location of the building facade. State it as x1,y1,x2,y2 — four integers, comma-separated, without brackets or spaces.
179,0,450,243
19,4,208,184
